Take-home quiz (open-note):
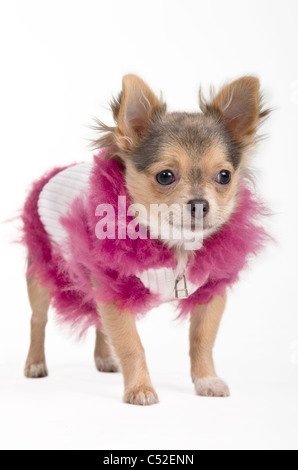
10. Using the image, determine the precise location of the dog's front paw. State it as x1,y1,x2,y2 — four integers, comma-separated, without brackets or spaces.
194,377,230,397
24,362,48,379
95,356,119,373
124,385,159,406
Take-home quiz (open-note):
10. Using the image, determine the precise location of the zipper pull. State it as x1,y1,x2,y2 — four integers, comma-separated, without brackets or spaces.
175,274,189,300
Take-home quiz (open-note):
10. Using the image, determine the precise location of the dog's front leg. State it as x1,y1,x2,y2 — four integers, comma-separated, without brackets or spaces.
99,302,159,406
190,294,230,397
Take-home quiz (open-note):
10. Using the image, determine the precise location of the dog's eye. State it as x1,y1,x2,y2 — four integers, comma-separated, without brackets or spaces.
215,170,231,185
156,170,175,186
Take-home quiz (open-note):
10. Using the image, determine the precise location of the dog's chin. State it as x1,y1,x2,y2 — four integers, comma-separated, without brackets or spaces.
202,215,233,240
163,225,221,251
202,225,221,240
136,214,225,252
186,221,222,239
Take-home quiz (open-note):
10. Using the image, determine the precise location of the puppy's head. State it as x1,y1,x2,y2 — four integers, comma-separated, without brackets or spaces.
94,74,269,247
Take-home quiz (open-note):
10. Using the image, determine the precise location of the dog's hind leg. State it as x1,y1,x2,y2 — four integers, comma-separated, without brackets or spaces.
94,328,119,373
24,268,50,379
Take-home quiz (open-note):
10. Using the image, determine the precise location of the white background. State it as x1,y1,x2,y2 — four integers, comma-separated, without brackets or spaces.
0,0,297,451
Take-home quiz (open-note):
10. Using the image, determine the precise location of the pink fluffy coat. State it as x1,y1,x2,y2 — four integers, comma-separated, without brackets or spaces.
21,149,269,334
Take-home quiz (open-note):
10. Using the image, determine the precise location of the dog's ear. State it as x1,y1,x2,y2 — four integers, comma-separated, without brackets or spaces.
201,76,269,148
116,74,166,151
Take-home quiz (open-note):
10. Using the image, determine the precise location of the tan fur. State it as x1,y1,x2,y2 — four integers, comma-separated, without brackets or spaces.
125,140,240,236
94,329,119,373
98,302,158,406
92,74,166,156
115,74,165,152
24,274,50,378
198,146,241,229
200,76,270,150
190,294,227,380
190,294,230,397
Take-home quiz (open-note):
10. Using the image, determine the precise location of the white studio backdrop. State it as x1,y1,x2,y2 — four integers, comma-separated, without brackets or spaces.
0,0,297,450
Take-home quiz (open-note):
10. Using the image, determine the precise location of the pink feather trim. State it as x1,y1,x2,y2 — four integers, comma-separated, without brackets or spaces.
21,149,269,334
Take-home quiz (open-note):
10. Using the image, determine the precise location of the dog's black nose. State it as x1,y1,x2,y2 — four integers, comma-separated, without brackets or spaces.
188,199,209,218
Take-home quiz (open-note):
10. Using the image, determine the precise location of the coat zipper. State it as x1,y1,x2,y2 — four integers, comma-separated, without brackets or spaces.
175,272,189,299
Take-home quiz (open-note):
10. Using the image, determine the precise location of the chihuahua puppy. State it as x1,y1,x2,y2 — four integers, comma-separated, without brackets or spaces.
23,74,269,405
